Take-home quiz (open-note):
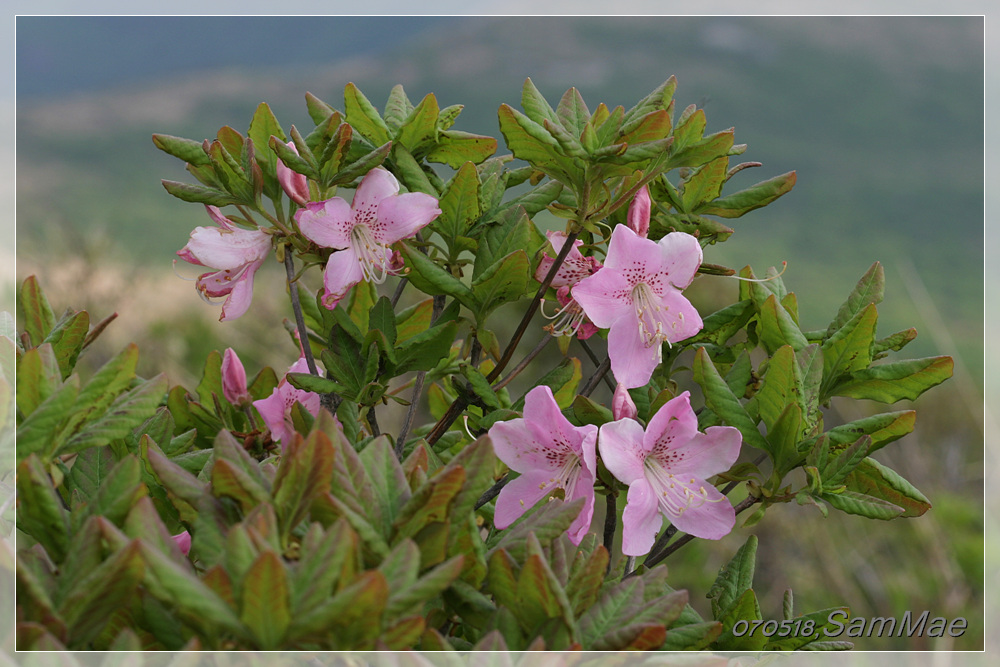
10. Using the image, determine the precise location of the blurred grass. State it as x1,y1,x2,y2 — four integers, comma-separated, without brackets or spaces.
14,16,984,651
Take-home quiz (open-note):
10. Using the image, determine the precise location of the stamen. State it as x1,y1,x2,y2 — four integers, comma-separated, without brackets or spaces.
645,459,726,518
631,282,669,349
541,298,586,337
351,224,391,284
172,259,199,282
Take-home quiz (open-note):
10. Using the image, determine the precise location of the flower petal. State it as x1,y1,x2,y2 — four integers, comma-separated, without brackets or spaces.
222,348,249,404
598,418,648,485
320,247,365,308
656,232,703,289
219,260,263,321
620,478,661,556
564,470,597,544
523,385,588,462
650,289,704,344
668,483,736,540
494,469,560,529
254,388,291,444
296,197,355,249
601,224,665,284
668,425,743,480
643,391,699,458
372,192,442,244
572,269,634,328
351,168,400,224
489,418,549,474
607,312,661,389
612,383,638,421
185,225,270,270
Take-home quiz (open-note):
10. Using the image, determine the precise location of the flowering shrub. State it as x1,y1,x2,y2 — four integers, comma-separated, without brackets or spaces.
12,77,953,651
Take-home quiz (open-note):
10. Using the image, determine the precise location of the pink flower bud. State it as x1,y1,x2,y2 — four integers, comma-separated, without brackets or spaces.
612,383,638,421
626,185,651,238
277,141,311,206
172,531,192,556
222,347,250,406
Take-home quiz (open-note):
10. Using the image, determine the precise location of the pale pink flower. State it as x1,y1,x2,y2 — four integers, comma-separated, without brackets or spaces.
172,531,192,556
489,385,599,544
599,392,741,556
253,356,321,446
627,185,651,238
221,348,250,406
276,141,311,206
177,205,272,321
536,231,602,338
573,225,703,389
295,168,441,308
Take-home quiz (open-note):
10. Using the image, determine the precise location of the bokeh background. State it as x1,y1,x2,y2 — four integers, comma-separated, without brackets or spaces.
12,13,986,652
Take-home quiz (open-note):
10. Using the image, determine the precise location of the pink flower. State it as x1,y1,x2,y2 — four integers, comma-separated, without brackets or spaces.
573,225,703,389
177,205,272,321
536,231,602,338
221,348,250,406
252,356,321,446
295,168,441,308
598,392,741,556
612,383,638,421
488,385,599,544
276,141,311,206
172,531,192,556
627,185,651,238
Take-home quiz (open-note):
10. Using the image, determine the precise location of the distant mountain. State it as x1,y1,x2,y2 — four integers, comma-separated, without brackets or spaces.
16,15,983,376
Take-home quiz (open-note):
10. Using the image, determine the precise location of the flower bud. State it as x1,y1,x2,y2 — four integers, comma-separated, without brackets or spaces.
172,531,192,556
222,347,250,406
612,383,638,421
277,141,311,206
626,184,651,238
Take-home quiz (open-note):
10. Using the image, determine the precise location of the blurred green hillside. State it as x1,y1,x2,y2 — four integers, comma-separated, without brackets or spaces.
15,16,984,650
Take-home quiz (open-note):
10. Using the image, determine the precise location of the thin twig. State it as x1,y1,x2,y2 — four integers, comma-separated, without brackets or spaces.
579,338,616,392
395,372,426,459
603,493,617,556
580,357,611,398
366,405,381,438
284,250,319,376
391,277,408,308
494,335,552,391
474,474,511,511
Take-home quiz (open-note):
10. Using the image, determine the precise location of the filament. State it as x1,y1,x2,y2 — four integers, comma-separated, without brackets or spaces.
351,224,390,284
729,261,788,283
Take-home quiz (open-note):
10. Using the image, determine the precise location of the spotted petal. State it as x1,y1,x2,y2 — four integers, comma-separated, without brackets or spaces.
373,192,442,244
296,197,355,249
620,478,661,556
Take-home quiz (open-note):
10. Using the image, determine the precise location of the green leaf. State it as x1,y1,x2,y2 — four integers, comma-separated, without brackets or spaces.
394,320,459,375
272,430,335,541
368,296,397,347
821,489,904,520
241,551,290,649
829,356,953,403
578,577,644,649
343,82,392,145
387,554,465,618
42,310,89,380
555,87,591,136
58,374,168,456
247,102,285,197
160,180,240,206
16,455,72,562
497,104,578,184
16,343,62,418
66,445,115,499
681,157,728,211
16,374,79,461
399,243,475,308
425,130,498,168
18,275,56,346
58,540,145,647
487,498,585,563
145,441,206,506
290,519,357,615
434,161,481,249
661,621,723,651
758,294,809,354
714,588,766,651
288,570,389,647
692,348,769,451
471,250,530,323
820,303,877,397
668,128,734,169
83,454,144,526
708,535,758,619
359,437,411,538
827,261,884,335
571,394,614,427
397,92,440,155
697,171,797,218
459,364,502,411
152,133,211,166
843,457,931,517
521,77,561,126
